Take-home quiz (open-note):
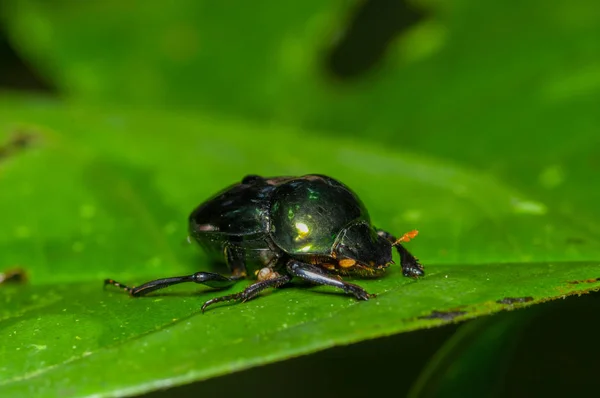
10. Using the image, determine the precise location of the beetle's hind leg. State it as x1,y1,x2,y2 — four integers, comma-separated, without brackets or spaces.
377,229,424,277
104,272,242,297
201,274,291,312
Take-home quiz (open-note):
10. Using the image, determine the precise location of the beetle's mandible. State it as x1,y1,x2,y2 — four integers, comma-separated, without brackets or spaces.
105,174,424,311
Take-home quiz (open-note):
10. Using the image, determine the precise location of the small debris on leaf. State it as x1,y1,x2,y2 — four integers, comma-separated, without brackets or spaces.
496,296,534,305
418,310,467,321
567,277,600,285
0,267,28,284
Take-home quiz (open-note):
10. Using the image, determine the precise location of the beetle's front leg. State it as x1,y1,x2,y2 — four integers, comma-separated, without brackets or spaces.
286,260,373,300
104,271,242,297
377,229,424,277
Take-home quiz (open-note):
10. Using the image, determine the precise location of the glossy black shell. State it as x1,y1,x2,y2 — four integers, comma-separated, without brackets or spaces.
188,175,371,267
269,176,370,254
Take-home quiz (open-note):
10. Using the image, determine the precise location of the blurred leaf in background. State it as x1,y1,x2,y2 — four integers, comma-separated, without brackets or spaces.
4,0,600,234
0,0,599,397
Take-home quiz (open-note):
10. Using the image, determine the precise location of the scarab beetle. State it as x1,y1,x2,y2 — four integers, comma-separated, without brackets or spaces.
105,174,424,311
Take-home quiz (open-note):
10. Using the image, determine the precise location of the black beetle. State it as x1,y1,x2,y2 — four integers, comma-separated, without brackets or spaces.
105,174,423,311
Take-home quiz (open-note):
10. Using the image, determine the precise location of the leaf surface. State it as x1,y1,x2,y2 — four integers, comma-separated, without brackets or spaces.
0,100,599,397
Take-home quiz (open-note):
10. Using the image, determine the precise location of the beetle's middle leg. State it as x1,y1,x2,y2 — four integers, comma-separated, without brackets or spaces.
224,243,248,279
286,260,373,300
201,274,292,312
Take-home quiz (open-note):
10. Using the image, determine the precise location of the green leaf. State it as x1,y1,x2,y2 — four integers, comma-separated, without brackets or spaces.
1,264,599,397
1,98,599,397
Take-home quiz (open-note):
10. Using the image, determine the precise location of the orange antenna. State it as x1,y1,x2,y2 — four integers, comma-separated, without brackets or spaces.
392,230,419,246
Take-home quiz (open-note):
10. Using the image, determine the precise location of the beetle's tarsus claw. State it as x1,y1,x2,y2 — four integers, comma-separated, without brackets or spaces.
403,265,425,278
347,286,372,301
201,302,210,313
201,295,237,313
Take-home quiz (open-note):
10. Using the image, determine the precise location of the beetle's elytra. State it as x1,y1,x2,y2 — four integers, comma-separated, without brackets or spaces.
105,174,424,311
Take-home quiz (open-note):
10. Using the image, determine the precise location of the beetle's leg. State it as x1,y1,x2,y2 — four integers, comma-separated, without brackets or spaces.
104,272,242,297
286,260,373,300
201,274,291,312
224,244,247,278
377,229,424,277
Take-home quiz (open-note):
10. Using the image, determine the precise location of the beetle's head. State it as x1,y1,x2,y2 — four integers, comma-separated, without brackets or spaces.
331,222,393,276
